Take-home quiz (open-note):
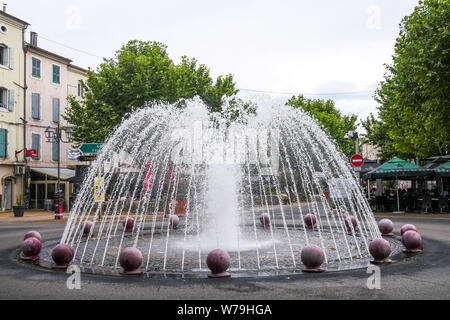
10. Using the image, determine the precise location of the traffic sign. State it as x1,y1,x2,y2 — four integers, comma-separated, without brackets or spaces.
94,177,105,202
350,154,364,167
78,155,97,162
79,143,103,154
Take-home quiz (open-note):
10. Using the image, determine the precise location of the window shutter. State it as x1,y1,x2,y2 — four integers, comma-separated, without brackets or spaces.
53,65,60,84
32,93,40,119
7,89,14,111
8,47,13,69
52,98,60,122
0,129,7,158
52,141,59,161
32,133,40,160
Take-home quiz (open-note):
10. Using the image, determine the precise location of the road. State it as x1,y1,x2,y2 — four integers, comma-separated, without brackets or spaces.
0,216,449,300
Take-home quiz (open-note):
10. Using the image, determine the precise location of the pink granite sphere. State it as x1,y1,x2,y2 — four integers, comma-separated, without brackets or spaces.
402,230,422,253
400,224,418,236
345,216,358,232
24,231,42,242
304,214,316,229
119,247,143,274
21,237,42,258
369,238,391,263
52,244,74,267
378,219,394,236
301,245,325,272
169,215,179,229
83,221,93,236
259,213,271,228
123,218,134,232
206,249,231,278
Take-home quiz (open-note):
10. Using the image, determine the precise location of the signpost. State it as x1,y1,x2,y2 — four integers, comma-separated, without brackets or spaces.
350,154,364,167
79,143,103,155
78,155,97,162
94,176,105,202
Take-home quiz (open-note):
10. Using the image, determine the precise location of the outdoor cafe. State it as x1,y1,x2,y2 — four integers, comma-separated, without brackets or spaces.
362,157,450,214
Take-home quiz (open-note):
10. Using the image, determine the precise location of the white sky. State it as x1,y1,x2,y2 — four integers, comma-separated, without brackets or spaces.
10,0,418,126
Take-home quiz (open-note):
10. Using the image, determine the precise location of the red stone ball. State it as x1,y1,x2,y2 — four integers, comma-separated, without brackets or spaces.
22,237,42,257
123,218,134,231
169,215,180,229
304,214,316,228
259,214,271,228
400,224,418,236
24,231,42,242
206,249,231,274
119,247,143,272
301,245,325,269
83,221,93,235
52,244,74,266
402,230,422,251
378,219,394,235
345,216,358,231
369,238,391,261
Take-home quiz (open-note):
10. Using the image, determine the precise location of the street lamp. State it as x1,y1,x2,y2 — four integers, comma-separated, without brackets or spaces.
45,123,73,220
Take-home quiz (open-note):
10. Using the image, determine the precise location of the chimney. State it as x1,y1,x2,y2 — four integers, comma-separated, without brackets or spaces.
2,3,6,12
30,32,38,47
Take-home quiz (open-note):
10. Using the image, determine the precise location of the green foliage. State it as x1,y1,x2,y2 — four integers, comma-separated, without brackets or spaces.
371,0,450,158
64,40,239,144
15,193,25,206
286,95,358,156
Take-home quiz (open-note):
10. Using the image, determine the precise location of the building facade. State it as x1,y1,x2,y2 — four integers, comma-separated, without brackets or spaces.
25,34,88,211
0,9,28,210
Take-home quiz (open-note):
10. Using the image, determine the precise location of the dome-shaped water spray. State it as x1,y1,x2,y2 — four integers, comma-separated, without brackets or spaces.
57,99,383,276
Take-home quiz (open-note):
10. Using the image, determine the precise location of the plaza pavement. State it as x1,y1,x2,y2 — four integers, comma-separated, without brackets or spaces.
0,212,449,300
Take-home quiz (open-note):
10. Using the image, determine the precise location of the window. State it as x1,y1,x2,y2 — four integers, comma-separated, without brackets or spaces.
77,80,83,97
31,93,40,119
0,88,14,110
32,57,41,78
0,45,13,69
0,128,7,158
31,133,40,160
52,64,60,84
52,141,59,161
52,98,60,122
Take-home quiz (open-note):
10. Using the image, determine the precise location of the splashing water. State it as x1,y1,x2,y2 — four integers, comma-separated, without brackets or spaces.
60,97,381,273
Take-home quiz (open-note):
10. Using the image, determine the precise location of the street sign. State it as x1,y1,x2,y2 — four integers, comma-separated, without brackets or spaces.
78,155,97,162
350,154,364,167
94,177,105,202
79,143,103,154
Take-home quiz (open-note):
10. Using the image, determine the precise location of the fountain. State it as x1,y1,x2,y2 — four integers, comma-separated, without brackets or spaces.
49,98,400,276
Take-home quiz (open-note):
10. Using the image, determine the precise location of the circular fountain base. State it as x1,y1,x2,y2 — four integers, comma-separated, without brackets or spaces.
34,226,404,278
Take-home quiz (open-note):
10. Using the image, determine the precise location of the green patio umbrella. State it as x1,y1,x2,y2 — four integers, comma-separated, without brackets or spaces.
435,161,450,178
362,157,434,180
362,157,434,214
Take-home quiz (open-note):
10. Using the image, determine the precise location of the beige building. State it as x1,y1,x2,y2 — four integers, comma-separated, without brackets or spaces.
361,138,381,160
0,9,28,210
25,33,88,211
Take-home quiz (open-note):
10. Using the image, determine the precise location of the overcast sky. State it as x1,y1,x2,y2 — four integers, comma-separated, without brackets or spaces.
10,0,418,125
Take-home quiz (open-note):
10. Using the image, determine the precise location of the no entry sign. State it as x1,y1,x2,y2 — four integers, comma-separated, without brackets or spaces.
350,154,364,167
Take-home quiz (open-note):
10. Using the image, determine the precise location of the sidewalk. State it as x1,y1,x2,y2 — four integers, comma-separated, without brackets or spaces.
0,210,68,223
374,212,450,219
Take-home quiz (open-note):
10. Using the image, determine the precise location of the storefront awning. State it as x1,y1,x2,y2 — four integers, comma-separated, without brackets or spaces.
31,168,76,180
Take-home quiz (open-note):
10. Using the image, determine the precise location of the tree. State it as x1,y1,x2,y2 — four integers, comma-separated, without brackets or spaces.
64,40,239,144
370,0,450,158
286,95,358,156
